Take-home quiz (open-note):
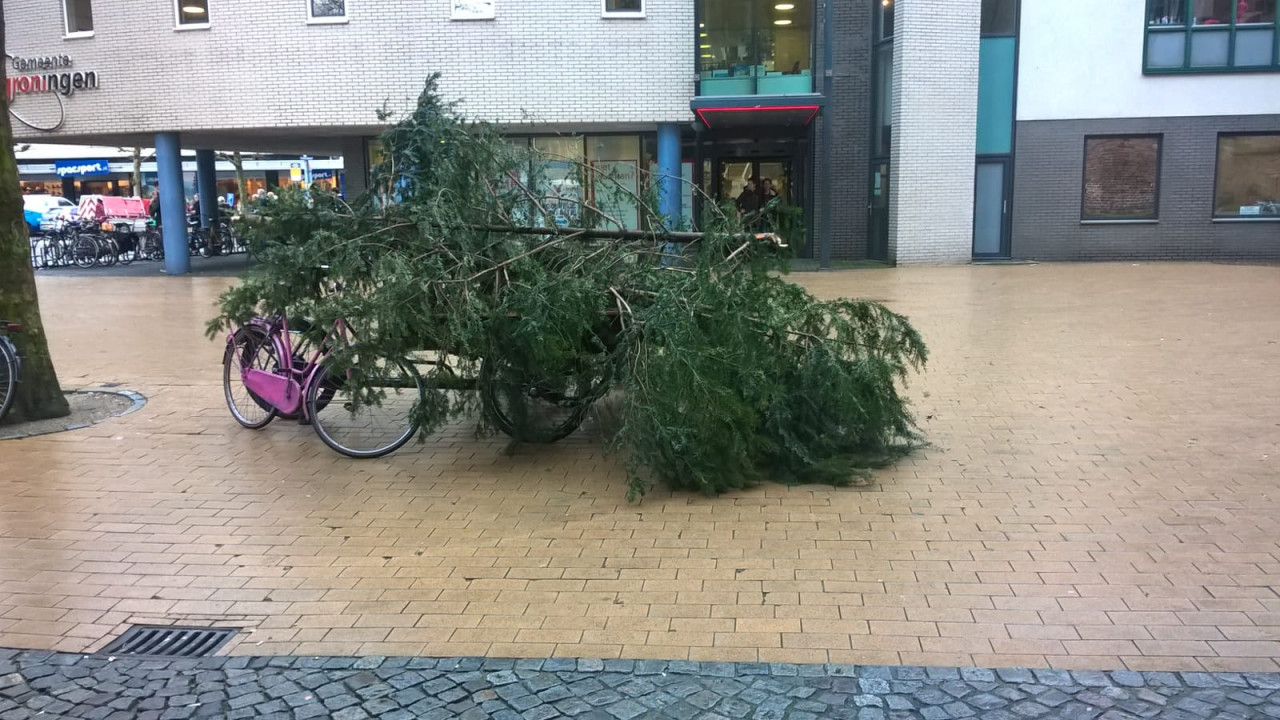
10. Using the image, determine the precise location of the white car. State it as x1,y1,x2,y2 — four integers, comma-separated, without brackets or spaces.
23,195,74,233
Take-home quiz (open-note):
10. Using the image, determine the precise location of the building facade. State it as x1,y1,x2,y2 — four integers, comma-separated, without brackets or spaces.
7,0,1280,268
1013,0,1280,261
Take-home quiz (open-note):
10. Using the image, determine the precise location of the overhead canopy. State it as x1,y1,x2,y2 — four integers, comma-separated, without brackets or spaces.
691,95,824,131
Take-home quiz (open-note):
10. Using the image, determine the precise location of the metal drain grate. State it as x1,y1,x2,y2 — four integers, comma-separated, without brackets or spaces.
98,625,237,658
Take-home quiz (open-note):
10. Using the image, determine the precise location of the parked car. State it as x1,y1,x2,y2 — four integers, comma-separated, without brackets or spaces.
22,195,74,233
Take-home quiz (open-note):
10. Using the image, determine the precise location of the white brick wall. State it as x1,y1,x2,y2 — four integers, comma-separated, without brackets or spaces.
5,0,694,145
888,0,980,265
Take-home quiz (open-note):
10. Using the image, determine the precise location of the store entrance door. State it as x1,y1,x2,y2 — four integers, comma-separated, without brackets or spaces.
716,159,794,207
867,161,890,262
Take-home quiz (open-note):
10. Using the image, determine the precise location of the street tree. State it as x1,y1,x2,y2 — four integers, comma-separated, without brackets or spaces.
0,2,70,423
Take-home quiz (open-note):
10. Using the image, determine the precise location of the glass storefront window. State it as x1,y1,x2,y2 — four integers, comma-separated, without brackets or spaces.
586,136,641,230
697,0,813,96
532,137,586,228
1214,134,1280,217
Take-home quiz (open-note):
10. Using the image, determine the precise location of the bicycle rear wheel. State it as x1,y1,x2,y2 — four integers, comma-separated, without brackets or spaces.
222,325,280,429
71,236,97,268
307,353,420,459
479,355,604,444
0,340,16,424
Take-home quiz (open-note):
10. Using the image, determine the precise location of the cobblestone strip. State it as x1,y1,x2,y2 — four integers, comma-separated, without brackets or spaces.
0,650,1276,720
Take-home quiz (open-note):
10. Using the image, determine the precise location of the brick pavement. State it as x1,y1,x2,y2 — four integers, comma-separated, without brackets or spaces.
0,649,1277,720
0,263,1278,672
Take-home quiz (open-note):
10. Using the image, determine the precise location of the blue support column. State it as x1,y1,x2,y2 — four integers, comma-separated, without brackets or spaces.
196,149,217,228
656,123,682,228
155,132,190,275
656,123,683,265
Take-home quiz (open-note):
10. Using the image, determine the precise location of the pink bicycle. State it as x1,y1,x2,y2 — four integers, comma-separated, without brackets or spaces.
222,316,422,458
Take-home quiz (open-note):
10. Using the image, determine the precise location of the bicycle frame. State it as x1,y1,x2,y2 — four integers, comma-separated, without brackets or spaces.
234,316,351,418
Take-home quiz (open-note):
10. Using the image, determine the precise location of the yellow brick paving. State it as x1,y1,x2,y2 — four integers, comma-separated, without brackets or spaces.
0,263,1277,673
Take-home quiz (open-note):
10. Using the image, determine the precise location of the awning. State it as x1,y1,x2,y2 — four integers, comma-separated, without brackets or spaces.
691,94,824,131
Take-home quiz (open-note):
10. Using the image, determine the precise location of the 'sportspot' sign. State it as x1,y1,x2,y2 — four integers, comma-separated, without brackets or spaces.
55,159,110,178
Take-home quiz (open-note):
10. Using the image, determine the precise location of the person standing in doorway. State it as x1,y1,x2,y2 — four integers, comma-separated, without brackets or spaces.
736,178,760,217
760,178,779,205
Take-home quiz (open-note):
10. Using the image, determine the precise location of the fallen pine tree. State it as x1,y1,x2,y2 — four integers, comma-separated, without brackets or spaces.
210,77,928,500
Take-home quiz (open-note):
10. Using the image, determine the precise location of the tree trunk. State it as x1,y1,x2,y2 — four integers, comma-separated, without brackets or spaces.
232,152,246,210
0,1,71,424
132,146,143,197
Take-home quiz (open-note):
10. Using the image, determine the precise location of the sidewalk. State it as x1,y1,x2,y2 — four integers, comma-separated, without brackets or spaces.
0,649,1276,720
1,262,1278,673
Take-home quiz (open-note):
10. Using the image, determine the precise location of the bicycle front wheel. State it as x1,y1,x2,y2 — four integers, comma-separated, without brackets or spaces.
0,340,16,423
307,354,420,459
222,325,280,429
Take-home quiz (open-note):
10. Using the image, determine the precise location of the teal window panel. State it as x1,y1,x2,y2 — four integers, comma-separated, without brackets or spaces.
977,37,1016,155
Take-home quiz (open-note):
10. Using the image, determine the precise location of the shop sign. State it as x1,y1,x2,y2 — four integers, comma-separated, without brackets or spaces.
310,170,334,180
55,159,110,178
5,52,101,133
289,163,303,182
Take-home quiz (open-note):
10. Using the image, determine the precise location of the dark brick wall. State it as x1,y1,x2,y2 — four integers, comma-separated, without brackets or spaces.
813,0,873,259
1013,115,1280,262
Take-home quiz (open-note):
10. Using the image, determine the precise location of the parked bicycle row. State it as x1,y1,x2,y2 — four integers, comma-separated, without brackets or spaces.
29,219,247,270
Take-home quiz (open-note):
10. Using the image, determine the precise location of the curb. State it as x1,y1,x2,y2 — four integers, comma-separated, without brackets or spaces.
0,388,147,440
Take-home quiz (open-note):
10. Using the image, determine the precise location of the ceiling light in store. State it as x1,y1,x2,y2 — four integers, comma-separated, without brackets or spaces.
774,19,792,25
182,4,206,13
698,22,705,27
701,54,714,59
700,32,707,37
775,3,795,9
882,0,892,6
700,44,711,48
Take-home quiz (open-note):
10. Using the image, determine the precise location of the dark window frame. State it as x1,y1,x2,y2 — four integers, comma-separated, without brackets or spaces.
603,0,644,17
63,0,94,35
175,0,211,26
1144,0,1279,73
1080,134,1164,222
981,0,1017,37
308,0,347,21
1211,131,1280,219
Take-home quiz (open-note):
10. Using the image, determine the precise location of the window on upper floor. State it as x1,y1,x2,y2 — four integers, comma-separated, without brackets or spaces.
63,0,94,35
603,0,643,17
981,0,1016,36
876,0,894,41
1215,134,1280,217
1082,136,1162,221
176,0,210,26
697,0,814,96
1145,0,1279,72
309,0,347,22
451,0,494,20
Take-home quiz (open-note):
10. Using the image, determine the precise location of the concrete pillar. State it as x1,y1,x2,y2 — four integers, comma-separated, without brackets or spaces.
196,149,218,228
888,0,980,265
656,124,681,228
339,137,368,199
155,132,190,275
